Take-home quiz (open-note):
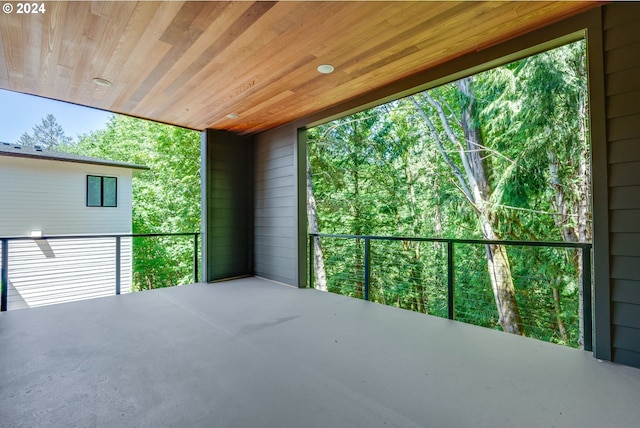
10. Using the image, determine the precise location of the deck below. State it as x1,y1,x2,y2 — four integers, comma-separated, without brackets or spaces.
1,277,639,427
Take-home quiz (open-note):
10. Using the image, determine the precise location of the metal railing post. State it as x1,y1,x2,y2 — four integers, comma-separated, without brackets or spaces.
309,235,315,289
364,238,370,301
193,233,199,283
1,239,8,311
582,246,593,352
115,237,121,295
447,241,455,320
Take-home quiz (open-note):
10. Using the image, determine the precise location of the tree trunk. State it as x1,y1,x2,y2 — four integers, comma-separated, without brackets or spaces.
484,240,522,335
546,78,591,348
306,151,327,291
576,83,592,349
411,78,525,335
552,284,568,342
457,78,524,335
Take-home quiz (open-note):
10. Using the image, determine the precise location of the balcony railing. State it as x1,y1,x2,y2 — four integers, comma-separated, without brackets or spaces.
1,233,199,311
309,233,592,351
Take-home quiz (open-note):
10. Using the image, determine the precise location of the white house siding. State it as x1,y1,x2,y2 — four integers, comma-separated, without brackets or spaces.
0,156,135,309
0,157,133,235
5,238,132,308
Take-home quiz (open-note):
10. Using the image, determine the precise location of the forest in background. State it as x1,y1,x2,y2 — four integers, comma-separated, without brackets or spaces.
16,114,201,291
12,40,592,347
307,40,591,348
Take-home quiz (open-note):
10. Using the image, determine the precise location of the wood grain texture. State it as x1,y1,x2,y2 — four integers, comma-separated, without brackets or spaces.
0,1,596,134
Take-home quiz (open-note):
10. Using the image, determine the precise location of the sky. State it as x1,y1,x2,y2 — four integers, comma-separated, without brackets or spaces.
0,89,113,144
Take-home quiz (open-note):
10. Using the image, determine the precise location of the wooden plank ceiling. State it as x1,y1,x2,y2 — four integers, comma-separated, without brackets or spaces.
0,1,597,134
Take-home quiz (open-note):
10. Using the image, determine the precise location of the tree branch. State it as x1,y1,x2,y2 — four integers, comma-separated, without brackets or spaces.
409,96,475,204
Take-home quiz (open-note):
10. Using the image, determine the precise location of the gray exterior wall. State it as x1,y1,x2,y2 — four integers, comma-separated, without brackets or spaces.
603,2,640,368
201,130,253,282
253,124,304,286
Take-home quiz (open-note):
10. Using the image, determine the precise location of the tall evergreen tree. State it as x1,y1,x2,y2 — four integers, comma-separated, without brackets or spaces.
17,114,72,149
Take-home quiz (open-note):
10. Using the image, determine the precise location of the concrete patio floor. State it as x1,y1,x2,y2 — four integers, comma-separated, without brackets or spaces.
1,276,639,427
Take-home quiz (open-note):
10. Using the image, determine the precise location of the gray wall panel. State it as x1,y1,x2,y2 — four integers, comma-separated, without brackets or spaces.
613,303,640,330
256,155,296,171
608,114,640,141
612,280,640,305
609,139,640,164
202,130,253,281
604,45,640,74
610,186,640,209
612,348,640,368
611,233,640,256
611,256,640,281
604,19,640,50
605,67,640,96
603,1,640,28
610,210,640,233
255,196,295,209
612,325,640,353
253,124,300,285
606,2,640,367
610,162,640,186
607,89,640,118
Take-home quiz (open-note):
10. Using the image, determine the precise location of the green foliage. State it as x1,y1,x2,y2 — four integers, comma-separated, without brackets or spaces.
309,41,589,348
59,114,201,290
17,114,72,149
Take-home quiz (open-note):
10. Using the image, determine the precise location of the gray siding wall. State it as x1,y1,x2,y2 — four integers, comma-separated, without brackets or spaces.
604,2,640,368
202,130,253,282
253,125,300,286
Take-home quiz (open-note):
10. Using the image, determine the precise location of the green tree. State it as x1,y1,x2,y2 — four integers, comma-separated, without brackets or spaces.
17,114,72,149
479,40,590,345
308,40,590,347
409,78,524,335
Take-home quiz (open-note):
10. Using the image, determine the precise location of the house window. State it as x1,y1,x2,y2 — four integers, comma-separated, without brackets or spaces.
86,175,117,207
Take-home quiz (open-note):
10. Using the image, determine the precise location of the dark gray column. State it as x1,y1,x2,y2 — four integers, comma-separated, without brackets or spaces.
201,129,253,282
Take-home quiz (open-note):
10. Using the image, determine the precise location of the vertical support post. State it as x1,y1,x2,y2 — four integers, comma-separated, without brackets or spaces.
582,246,593,352
193,233,199,283
115,236,121,295
364,238,370,301
447,241,455,320
309,235,315,289
1,239,8,312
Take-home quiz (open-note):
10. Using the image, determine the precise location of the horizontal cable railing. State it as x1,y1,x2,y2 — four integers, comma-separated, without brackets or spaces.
1,233,199,312
309,233,592,351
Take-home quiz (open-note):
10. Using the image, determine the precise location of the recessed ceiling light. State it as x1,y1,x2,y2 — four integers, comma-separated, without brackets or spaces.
317,64,335,74
92,77,112,87
226,113,239,119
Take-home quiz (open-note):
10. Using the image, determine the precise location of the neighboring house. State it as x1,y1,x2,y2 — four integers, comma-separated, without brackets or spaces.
0,143,147,309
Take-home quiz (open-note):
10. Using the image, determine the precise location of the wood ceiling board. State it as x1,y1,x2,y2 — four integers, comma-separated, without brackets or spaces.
0,1,598,134
135,2,262,114
161,2,359,126
108,3,183,111
140,2,275,121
